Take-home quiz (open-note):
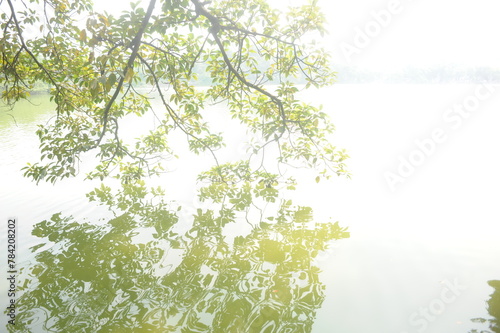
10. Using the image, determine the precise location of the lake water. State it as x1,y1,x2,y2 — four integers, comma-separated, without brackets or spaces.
1,84,499,332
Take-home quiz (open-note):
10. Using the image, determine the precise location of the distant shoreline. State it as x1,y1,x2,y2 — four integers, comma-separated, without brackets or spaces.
332,64,500,84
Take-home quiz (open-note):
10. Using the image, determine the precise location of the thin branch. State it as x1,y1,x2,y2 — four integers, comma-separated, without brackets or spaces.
192,0,294,46
187,33,210,77
6,113,19,127
191,0,289,129
6,0,62,112
136,53,223,172
95,0,157,147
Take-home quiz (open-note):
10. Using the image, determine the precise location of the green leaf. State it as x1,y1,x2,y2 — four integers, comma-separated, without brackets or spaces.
124,67,134,83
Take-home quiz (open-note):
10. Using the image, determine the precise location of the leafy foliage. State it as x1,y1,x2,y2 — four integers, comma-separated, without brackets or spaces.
1,0,348,193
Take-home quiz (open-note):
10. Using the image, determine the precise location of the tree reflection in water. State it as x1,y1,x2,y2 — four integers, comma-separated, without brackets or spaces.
11,198,349,332
470,280,500,333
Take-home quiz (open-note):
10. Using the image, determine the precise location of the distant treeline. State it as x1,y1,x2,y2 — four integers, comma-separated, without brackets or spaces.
333,64,500,84
18,64,500,95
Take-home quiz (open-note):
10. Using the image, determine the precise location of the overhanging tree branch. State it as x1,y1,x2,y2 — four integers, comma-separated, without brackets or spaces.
137,53,223,174
96,0,157,147
190,0,288,129
6,0,62,112
7,0,346,187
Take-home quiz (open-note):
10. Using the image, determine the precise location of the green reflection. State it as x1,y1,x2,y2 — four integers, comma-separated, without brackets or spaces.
11,201,349,332
470,280,500,333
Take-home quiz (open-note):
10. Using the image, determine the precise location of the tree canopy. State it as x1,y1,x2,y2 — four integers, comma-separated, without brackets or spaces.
1,0,347,201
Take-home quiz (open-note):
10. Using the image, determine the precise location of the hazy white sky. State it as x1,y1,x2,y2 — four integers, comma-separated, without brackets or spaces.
95,0,500,70
317,0,500,69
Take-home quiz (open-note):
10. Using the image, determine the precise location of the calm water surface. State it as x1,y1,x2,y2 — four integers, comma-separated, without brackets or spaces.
1,85,499,332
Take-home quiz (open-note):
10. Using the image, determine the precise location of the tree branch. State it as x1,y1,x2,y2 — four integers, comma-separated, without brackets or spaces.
136,54,223,173
6,0,62,112
96,0,157,147
190,0,288,128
